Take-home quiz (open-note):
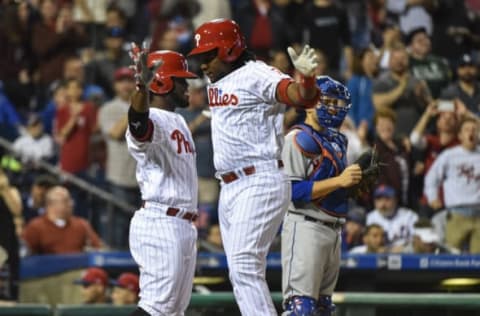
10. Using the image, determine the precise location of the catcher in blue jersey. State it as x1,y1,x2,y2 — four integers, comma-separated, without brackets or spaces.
281,76,363,316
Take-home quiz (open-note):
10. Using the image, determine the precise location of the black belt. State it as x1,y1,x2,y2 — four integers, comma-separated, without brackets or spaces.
290,211,343,230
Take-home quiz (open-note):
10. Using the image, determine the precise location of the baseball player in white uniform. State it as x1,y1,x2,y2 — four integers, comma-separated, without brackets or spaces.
126,47,198,316
188,19,320,316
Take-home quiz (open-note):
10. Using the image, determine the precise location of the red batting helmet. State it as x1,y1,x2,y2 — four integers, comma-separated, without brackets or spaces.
188,19,246,63
147,50,197,94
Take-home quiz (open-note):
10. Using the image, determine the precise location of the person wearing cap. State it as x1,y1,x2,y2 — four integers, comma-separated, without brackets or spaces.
440,54,480,116
12,114,54,162
342,204,367,252
87,26,131,98
407,27,451,98
366,185,418,251
98,67,139,248
111,273,139,306
74,267,109,304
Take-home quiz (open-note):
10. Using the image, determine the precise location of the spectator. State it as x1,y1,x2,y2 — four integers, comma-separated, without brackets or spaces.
54,78,97,176
374,108,410,206
0,168,22,300
373,42,431,137
268,49,292,75
440,54,480,115
88,27,131,98
110,272,140,306
296,0,353,80
339,116,369,165
234,0,292,61
22,174,58,223
386,0,433,36
12,114,54,163
0,0,37,112
39,80,67,135
192,0,231,29
342,204,366,252
350,224,386,254
32,0,88,86
0,84,22,141
410,101,459,215
430,0,474,65
424,117,480,253
402,218,457,254
98,67,139,248
407,27,451,98
376,22,403,71
21,185,102,254
367,185,418,251
176,78,217,236
347,47,379,130
73,267,109,304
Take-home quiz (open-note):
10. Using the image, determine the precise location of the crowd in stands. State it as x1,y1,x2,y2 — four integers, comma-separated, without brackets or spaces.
0,0,480,302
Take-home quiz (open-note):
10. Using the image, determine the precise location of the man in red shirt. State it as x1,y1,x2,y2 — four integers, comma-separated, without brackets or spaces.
22,186,102,254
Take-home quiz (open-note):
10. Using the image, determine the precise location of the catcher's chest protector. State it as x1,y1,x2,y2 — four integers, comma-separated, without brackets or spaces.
293,124,349,215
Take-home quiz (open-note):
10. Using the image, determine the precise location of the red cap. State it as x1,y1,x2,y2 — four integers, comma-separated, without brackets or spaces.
74,267,109,286
111,273,139,294
114,67,135,81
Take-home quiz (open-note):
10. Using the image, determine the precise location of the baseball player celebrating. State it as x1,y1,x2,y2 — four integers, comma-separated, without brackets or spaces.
281,77,362,316
126,47,198,316
188,19,319,316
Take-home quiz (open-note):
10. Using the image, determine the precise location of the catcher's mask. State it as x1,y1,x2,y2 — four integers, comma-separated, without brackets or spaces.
147,50,197,94
315,76,351,129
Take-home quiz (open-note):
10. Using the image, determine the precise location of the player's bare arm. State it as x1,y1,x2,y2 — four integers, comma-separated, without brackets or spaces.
276,45,320,109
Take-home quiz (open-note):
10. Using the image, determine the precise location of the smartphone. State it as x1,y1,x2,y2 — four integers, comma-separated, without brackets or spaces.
437,100,455,112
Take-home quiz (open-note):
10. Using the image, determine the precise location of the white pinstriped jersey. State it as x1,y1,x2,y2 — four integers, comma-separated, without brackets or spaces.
207,60,290,172
126,108,198,212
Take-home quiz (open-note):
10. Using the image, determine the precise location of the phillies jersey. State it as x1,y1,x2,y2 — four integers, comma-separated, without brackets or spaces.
126,108,198,212
206,60,291,172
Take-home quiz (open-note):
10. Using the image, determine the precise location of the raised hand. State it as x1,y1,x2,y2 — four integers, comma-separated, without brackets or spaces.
287,44,318,77
129,41,163,89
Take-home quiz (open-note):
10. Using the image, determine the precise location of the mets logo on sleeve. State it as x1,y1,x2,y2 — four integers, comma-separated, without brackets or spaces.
208,88,238,107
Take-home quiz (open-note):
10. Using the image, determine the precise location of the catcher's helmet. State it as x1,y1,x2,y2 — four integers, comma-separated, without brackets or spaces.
188,19,246,63
147,50,197,94
315,76,351,129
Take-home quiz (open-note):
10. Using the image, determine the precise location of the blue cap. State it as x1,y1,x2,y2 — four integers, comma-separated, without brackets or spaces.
106,27,125,38
374,185,396,198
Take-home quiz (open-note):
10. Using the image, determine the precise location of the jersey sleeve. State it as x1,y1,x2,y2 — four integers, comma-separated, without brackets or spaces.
126,109,170,154
250,62,291,104
282,130,309,181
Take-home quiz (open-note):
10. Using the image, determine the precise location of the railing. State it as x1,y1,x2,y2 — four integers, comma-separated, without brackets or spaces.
3,293,480,316
0,136,135,248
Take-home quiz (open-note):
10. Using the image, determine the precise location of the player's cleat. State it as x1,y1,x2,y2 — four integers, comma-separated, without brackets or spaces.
284,296,322,316
318,295,336,316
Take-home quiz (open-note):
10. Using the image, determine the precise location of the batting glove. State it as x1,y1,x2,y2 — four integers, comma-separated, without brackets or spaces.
287,45,318,77
129,41,162,89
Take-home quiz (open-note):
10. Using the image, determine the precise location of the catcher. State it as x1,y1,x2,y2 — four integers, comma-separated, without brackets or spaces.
281,76,375,315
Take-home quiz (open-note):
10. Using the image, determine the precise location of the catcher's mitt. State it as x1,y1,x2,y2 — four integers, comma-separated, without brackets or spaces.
347,147,385,198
